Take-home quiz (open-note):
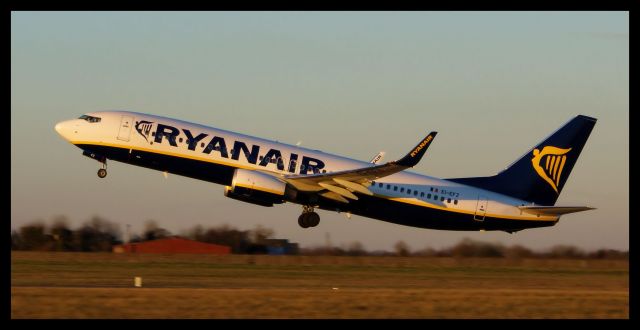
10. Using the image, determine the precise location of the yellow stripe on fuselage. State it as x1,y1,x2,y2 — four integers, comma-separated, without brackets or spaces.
382,196,557,221
73,140,557,222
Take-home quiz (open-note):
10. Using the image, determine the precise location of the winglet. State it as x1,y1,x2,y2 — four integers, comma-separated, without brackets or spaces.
395,132,437,167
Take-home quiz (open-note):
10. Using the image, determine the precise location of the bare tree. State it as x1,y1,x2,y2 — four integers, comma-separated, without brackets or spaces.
346,241,367,256
546,245,585,259
449,238,504,258
142,220,171,241
71,216,122,251
18,222,49,250
50,216,73,251
394,240,411,257
249,224,274,244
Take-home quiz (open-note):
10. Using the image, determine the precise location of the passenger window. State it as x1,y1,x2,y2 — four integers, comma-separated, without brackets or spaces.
420,192,424,197
427,193,431,199
386,184,391,190
430,187,433,192
400,188,404,193
434,195,438,200
379,183,383,188
179,138,183,143
200,142,205,147
441,196,445,202
393,186,398,191
447,198,451,203
152,132,156,136
407,189,411,194
414,191,418,196
454,200,458,205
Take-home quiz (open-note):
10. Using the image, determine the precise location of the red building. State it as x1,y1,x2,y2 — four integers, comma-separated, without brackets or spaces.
113,236,231,255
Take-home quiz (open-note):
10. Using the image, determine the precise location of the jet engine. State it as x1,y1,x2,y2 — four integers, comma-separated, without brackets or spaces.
224,169,287,207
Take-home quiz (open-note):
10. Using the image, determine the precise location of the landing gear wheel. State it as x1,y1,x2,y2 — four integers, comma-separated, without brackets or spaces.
307,212,320,227
298,213,310,228
97,168,107,178
298,206,320,229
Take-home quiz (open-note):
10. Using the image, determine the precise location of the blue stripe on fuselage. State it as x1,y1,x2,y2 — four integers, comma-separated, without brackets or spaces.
75,143,555,232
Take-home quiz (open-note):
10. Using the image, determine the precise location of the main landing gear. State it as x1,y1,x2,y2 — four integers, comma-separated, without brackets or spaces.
97,162,107,178
298,205,320,228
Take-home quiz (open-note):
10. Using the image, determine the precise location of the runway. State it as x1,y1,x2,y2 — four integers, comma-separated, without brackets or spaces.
11,252,629,318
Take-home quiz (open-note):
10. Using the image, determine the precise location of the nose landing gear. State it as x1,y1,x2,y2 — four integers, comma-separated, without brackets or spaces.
83,151,108,178
298,206,320,228
97,162,107,178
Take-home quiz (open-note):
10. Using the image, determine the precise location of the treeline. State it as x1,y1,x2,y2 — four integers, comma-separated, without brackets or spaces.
301,238,628,260
11,217,628,259
10,216,276,254
11,216,121,252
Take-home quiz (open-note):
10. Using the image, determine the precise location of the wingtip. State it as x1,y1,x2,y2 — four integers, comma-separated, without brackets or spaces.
395,131,437,167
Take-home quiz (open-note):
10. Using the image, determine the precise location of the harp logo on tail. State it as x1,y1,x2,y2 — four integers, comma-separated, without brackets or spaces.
532,146,572,193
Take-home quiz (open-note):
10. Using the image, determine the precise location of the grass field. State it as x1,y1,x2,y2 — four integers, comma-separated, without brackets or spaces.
11,252,628,318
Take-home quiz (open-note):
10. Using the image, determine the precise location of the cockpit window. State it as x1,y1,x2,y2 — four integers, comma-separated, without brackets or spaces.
78,115,101,123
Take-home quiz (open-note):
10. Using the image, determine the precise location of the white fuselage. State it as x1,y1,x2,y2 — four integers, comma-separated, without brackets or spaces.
55,111,558,231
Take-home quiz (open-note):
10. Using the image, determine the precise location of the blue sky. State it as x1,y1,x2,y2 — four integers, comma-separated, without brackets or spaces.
11,11,628,251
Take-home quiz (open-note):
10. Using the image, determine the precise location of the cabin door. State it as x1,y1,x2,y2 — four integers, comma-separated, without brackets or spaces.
474,196,488,221
117,115,133,141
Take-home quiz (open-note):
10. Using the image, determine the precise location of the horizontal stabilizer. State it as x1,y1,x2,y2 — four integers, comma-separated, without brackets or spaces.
518,206,595,216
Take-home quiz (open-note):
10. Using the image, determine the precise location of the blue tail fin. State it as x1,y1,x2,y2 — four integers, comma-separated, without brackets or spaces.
449,115,596,206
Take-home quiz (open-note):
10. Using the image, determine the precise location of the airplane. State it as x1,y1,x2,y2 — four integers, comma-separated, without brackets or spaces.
54,111,596,233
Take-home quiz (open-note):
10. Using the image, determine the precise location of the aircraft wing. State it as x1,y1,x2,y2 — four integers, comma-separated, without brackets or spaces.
281,132,437,202
518,206,595,216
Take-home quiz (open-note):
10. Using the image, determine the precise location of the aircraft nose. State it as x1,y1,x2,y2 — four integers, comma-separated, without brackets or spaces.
54,120,75,141
54,122,63,134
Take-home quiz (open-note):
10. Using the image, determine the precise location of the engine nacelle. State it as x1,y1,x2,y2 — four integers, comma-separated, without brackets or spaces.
224,169,287,207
